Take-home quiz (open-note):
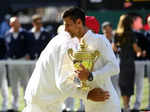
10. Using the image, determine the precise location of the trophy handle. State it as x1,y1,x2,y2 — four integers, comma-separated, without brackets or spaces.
89,50,100,72
67,48,74,61
93,50,100,62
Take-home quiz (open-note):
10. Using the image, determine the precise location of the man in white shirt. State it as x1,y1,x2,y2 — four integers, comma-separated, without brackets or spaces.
63,15,101,112
102,21,120,96
23,7,120,112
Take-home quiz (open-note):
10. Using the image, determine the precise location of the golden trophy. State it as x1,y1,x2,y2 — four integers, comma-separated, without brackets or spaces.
67,39,100,91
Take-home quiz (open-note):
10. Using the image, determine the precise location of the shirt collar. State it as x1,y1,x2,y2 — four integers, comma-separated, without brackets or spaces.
133,29,141,33
81,30,92,41
9,27,23,33
31,27,44,33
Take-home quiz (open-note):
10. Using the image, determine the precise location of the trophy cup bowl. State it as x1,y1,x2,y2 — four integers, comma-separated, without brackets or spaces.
67,39,100,91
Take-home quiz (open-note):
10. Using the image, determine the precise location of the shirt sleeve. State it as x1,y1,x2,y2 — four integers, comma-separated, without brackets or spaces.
92,37,120,80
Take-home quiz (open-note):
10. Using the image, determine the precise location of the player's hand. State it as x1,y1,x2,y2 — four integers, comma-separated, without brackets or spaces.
87,88,110,102
75,64,90,81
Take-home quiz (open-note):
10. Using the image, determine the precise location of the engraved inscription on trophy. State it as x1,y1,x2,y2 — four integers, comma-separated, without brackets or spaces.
67,39,100,91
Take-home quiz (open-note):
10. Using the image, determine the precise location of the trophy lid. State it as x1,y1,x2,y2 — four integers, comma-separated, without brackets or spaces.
67,39,100,62
79,39,88,51
73,39,99,61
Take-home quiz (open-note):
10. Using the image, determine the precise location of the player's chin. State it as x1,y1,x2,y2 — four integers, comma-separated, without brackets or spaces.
70,33,74,38
70,36,75,38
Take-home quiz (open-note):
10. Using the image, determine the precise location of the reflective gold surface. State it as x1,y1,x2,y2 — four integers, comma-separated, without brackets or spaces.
68,39,100,91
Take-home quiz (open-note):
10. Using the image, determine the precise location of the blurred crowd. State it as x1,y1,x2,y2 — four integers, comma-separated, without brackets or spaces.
0,14,53,112
0,11,150,112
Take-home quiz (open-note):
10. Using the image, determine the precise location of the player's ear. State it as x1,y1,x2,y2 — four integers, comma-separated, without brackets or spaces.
76,18,82,26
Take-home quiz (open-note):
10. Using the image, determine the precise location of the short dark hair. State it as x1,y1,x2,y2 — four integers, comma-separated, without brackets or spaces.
62,7,86,25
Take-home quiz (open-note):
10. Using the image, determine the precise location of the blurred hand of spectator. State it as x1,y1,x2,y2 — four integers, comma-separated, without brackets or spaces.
137,52,142,57
142,50,147,57
112,43,118,53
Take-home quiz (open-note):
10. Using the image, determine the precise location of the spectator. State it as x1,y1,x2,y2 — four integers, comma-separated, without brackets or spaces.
102,21,113,42
0,15,10,39
5,16,31,112
114,14,141,112
102,21,120,96
85,16,100,33
143,14,150,31
144,26,150,110
128,13,148,112
28,14,53,60
0,38,9,112
26,14,54,83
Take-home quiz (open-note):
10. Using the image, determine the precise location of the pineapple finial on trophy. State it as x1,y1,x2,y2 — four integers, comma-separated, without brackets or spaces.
79,39,88,51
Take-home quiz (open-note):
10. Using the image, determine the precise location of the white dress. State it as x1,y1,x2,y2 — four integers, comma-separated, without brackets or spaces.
23,30,121,112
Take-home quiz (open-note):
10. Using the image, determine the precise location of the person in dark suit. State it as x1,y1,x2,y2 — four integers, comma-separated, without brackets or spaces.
26,14,54,80
5,16,32,112
128,13,148,112
28,14,53,60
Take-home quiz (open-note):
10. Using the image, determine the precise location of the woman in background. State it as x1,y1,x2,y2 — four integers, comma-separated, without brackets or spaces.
113,14,141,112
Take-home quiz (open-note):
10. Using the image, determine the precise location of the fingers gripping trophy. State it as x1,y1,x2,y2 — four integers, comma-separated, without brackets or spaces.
68,39,100,91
